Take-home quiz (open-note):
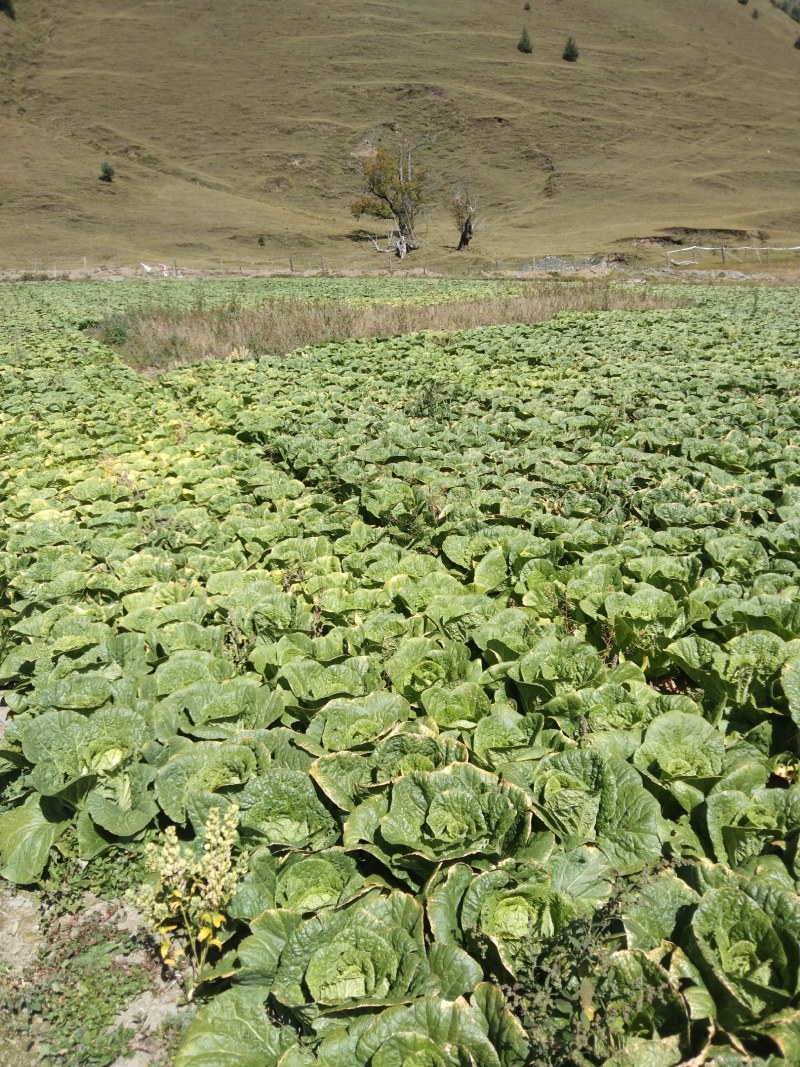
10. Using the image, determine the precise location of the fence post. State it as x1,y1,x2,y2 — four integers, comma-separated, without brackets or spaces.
720,245,726,265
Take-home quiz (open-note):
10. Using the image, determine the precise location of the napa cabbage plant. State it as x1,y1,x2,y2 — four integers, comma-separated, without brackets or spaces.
16,706,151,796
260,889,483,1029
427,859,585,975
348,984,529,1067
270,890,428,1016
684,883,800,1028
633,710,725,812
228,846,368,921
385,636,478,700
311,730,468,810
509,634,606,712
154,742,257,823
237,766,338,850
304,692,412,752
344,764,531,885
507,749,662,874
705,784,800,868
275,849,365,913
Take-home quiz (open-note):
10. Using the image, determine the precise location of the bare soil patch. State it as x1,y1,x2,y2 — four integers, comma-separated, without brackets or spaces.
0,889,189,1067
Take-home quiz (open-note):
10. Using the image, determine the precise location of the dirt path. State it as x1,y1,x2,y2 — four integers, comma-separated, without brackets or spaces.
0,887,43,1066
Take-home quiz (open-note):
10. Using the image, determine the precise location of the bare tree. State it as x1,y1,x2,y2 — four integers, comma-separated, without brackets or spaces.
452,184,479,251
351,138,429,258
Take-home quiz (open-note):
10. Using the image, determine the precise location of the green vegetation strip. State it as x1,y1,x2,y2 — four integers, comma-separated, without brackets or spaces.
1,278,800,1065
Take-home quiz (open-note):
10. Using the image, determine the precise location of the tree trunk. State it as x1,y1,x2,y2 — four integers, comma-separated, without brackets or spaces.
457,217,474,251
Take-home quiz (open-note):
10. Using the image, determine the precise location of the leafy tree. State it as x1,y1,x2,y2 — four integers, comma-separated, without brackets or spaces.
563,36,579,62
99,161,115,183
517,27,533,54
0,0,16,20
351,140,428,258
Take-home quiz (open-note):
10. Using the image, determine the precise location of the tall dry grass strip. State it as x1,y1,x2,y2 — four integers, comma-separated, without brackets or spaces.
99,282,684,374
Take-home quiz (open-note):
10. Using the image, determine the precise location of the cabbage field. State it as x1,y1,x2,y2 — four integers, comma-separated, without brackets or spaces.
1,278,800,1066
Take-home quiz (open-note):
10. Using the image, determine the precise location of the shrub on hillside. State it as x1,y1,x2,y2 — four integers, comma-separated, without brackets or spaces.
0,0,16,20
770,0,800,24
99,161,115,183
517,27,533,53
563,36,579,62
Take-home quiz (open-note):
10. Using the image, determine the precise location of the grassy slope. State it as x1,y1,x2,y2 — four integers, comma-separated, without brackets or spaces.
1,0,799,269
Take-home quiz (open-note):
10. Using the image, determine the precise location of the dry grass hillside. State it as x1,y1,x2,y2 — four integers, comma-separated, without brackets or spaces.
1,0,799,271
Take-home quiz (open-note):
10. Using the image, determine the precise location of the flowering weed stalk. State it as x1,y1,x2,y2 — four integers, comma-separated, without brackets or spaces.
137,805,247,997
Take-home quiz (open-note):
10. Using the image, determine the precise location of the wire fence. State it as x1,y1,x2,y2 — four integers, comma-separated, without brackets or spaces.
1,257,455,281
664,245,800,268
2,245,800,281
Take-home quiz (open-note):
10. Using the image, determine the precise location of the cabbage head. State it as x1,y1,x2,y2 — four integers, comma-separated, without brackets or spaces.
271,891,431,1020
686,885,800,1028
349,984,528,1067
238,766,338,850
345,764,531,884
20,707,150,797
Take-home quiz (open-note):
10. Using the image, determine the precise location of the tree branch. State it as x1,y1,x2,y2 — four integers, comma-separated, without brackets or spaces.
367,231,412,259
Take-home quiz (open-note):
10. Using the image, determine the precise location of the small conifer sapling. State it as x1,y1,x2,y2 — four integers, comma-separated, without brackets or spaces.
563,36,579,62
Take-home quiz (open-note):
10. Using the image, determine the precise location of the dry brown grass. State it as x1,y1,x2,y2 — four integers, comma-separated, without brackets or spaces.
2,1,800,269
101,282,683,374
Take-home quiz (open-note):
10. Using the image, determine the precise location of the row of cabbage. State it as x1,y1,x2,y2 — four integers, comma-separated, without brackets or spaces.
1,279,800,1066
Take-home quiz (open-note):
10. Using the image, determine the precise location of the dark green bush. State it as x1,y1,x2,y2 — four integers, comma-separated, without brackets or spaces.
97,314,129,347
99,161,115,183
770,0,800,24
563,36,579,62
502,889,649,1066
517,27,533,53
